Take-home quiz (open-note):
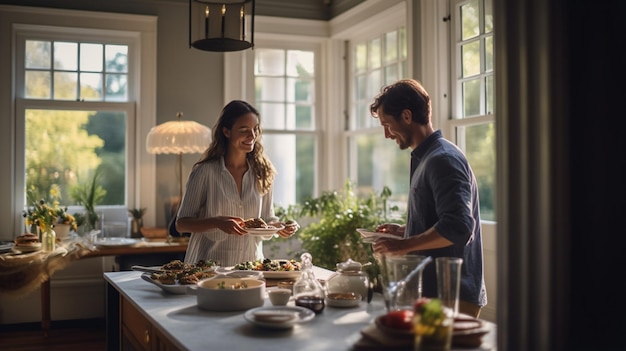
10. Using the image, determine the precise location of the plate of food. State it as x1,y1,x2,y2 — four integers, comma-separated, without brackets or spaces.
11,233,42,253
244,306,315,329
243,218,285,236
139,259,219,294
229,258,302,279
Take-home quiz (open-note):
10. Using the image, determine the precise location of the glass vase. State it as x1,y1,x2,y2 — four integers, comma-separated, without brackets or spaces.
42,227,56,252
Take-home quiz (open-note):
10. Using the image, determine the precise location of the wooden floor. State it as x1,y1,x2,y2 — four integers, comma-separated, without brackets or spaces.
0,318,106,351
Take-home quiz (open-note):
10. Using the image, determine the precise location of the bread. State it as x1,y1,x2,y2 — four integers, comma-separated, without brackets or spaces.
14,233,40,247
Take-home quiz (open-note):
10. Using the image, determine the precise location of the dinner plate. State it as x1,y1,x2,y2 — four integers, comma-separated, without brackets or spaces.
356,228,403,241
11,243,42,254
140,272,192,294
261,270,301,279
244,306,315,329
245,225,285,236
217,266,301,280
95,238,139,248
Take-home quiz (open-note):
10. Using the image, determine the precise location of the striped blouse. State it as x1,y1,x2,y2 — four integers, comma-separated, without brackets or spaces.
177,156,276,267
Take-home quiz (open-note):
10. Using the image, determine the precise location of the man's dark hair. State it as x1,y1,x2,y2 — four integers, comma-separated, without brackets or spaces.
370,79,431,125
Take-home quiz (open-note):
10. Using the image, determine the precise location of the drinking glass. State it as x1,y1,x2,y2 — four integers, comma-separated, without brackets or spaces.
377,254,429,311
436,257,463,317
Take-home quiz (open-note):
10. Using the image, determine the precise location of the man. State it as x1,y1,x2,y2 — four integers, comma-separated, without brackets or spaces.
369,79,487,317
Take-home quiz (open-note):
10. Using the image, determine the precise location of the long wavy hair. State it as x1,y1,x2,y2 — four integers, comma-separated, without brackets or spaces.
195,100,276,194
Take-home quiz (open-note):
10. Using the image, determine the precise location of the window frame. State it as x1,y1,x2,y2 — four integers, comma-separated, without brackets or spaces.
225,16,332,197
446,0,496,222
252,43,323,205
343,8,409,206
1,6,157,239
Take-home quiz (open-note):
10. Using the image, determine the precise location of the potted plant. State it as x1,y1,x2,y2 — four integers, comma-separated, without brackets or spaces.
276,180,405,290
128,208,147,238
70,170,106,233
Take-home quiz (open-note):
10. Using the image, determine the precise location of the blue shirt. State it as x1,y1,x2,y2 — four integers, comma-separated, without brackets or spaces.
406,130,487,307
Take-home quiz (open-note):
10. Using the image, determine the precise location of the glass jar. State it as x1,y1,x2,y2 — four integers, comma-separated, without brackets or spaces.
326,258,369,301
293,252,326,314
42,226,56,252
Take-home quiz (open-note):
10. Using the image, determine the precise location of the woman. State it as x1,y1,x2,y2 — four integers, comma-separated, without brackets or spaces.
176,100,299,267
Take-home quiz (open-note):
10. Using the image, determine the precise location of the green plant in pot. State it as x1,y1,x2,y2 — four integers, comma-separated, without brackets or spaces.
128,208,147,238
277,180,404,291
70,170,106,233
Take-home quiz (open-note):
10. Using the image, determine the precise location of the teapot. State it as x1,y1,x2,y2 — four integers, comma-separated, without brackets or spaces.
326,258,369,301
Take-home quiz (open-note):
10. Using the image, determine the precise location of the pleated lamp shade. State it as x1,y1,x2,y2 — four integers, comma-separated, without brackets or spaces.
146,112,212,154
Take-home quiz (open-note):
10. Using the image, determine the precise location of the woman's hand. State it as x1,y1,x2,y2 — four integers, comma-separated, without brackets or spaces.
274,219,300,238
215,216,247,235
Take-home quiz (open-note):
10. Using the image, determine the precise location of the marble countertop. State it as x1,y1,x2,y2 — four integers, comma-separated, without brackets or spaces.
104,268,496,351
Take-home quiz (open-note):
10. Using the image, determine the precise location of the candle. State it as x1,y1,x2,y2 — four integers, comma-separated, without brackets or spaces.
240,6,245,41
204,6,210,38
221,4,226,38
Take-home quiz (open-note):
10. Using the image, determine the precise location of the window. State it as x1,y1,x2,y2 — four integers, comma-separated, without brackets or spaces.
20,39,131,207
347,26,409,211
448,0,495,221
253,47,320,207
4,7,157,238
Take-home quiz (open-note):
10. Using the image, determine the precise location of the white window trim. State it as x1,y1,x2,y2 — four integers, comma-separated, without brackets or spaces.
225,15,340,193
0,5,157,239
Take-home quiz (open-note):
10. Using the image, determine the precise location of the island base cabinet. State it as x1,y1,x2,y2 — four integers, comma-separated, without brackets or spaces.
121,297,180,351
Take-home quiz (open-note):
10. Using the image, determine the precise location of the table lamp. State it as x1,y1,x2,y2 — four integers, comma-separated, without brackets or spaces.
146,112,212,219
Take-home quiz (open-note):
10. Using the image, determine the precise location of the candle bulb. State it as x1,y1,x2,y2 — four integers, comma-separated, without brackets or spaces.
220,4,226,38
240,6,245,41
204,6,210,38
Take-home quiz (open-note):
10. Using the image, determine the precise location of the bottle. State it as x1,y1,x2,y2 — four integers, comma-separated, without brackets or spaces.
293,252,326,314
326,258,369,301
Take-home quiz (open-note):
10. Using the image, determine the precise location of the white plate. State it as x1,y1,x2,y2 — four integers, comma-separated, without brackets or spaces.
356,228,403,240
218,266,301,280
245,225,285,236
326,297,361,308
140,272,192,294
11,243,42,254
95,238,139,248
244,306,315,329
261,270,301,279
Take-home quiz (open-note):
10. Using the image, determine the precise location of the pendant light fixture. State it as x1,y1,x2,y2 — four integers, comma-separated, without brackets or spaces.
189,0,255,52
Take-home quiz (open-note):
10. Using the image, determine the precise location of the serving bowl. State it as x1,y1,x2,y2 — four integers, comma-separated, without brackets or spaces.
187,276,265,311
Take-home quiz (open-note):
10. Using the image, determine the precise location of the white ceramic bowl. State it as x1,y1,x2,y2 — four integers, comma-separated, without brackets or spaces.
267,288,292,306
187,276,265,311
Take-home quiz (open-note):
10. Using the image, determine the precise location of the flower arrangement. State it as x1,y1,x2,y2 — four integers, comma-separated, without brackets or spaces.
22,185,78,233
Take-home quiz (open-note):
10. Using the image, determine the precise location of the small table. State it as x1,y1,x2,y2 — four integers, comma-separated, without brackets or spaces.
0,238,188,337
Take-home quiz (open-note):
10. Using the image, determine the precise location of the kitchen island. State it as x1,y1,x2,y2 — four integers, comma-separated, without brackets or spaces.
104,269,496,351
